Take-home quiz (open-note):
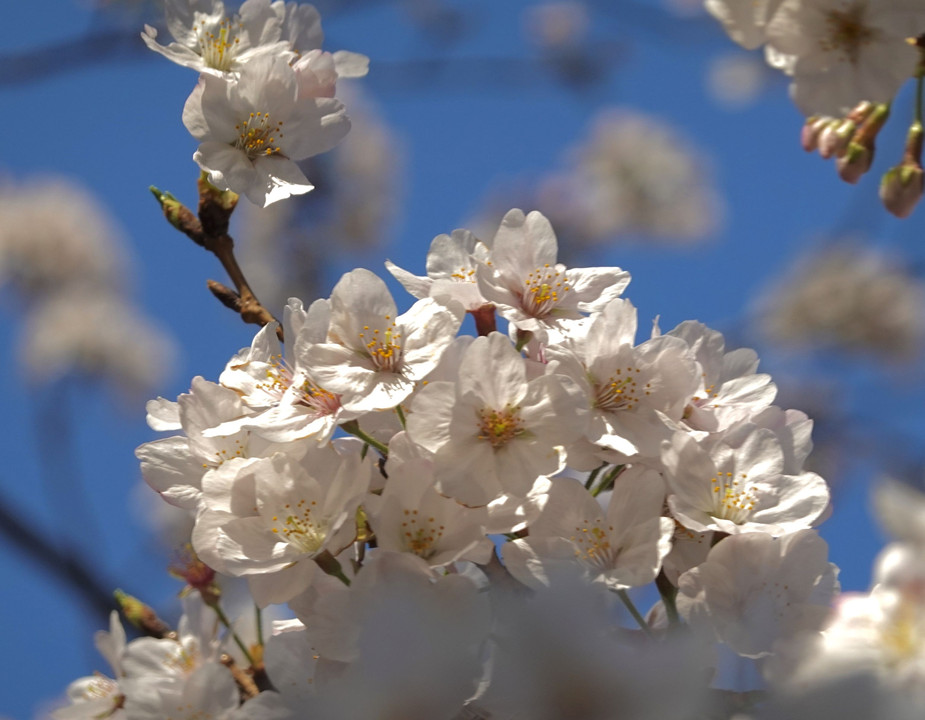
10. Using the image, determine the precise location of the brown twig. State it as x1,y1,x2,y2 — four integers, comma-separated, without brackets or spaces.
150,180,284,342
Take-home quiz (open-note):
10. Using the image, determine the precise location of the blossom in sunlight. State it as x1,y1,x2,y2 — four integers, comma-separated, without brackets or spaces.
305,268,463,412
661,422,830,536
764,0,923,116
475,209,630,343
52,612,126,720
757,243,925,361
192,444,373,606
182,54,352,206
502,467,674,591
406,332,588,506
141,0,317,76
213,297,354,444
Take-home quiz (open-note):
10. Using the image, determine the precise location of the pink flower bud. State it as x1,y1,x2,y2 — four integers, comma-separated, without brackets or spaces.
836,141,873,184
880,166,924,218
819,119,854,159
801,116,832,152
880,122,924,218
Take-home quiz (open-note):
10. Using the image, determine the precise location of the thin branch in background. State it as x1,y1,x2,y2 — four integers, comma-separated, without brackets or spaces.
0,484,115,624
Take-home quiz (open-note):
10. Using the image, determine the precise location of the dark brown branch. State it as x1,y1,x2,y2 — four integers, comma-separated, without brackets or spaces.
0,486,115,623
151,181,284,342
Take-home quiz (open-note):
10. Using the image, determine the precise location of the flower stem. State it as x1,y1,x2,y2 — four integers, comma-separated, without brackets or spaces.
615,589,654,638
341,420,389,456
255,605,264,647
584,462,607,490
655,570,681,628
209,600,256,667
395,404,407,429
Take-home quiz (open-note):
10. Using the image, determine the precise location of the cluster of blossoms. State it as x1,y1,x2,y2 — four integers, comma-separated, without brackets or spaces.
59,206,925,719
706,0,925,217
143,0,368,206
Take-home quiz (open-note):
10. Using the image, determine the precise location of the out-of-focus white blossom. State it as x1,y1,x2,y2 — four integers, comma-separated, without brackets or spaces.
538,109,723,245
707,52,771,108
20,288,176,400
0,177,126,296
677,529,839,657
757,243,925,361
523,2,589,51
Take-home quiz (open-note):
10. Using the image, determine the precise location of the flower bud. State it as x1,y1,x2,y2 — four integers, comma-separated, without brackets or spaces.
836,140,874,183
835,103,889,184
114,589,172,638
819,118,854,159
801,116,832,152
880,121,924,218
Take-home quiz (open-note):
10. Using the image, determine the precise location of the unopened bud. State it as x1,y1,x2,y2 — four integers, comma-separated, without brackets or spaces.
834,103,890,184
880,165,924,217
836,141,874,184
819,119,854,159
801,116,833,153
845,100,875,125
114,589,172,638
880,121,924,218
150,186,204,245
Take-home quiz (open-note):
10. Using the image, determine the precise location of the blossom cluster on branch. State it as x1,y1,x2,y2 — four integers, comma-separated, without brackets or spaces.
45,1,925,719
707,0,925,217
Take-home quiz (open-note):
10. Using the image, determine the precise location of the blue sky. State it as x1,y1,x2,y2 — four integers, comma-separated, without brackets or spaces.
0,1,919,717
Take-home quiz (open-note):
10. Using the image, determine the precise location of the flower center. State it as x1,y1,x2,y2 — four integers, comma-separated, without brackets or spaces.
400,508,445,559
195,17,243,72
570,520,617,570
710,471,757,524
204,438,247,469
234,112,285,159
477,406,524,448
262,355,342,415
821,5,875,64
522,264,570,317
270,499,327,555
594,366,652,412
358,316,404,373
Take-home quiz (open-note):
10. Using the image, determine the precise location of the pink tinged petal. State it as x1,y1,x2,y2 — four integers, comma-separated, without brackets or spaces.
333,50,370,78
502,536,589,589
247,560,319,607
748,471,830,531
136,437,203,510
281,98,351,160
457,333,527,408
181,80,211,140
385,260,432,299
566,266,631,312
398,298,464,379
406,381,456,454
194,142,258,195
146,396,181,431
250,155,314,207
327,268,398,349
182,663,239,715
238,0,284,48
